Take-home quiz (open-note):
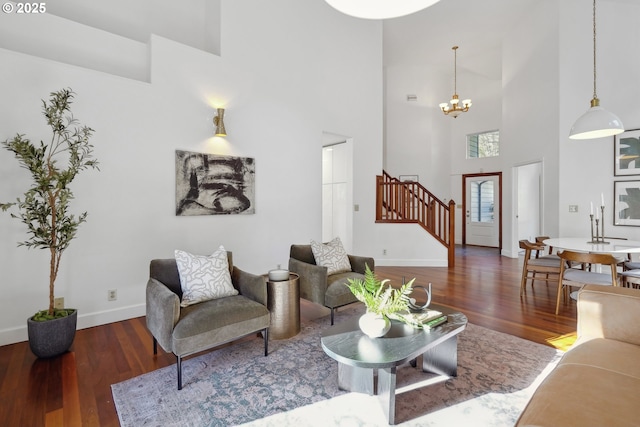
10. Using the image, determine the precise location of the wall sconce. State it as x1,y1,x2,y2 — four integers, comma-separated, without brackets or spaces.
213,108,227,136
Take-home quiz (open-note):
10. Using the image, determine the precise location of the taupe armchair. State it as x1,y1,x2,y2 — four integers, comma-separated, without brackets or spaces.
146,252,270,389
288,244,374,324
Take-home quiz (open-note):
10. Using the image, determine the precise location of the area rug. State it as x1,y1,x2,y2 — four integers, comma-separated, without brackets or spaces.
112,305,563,426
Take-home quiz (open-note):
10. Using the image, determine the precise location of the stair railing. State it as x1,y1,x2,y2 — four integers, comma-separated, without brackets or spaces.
376,171,455,267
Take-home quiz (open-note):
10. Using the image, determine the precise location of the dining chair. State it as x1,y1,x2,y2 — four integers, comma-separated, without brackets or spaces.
519,240,562,297
534,236,559,260
618,269,640,289
555,250,619,315
602,237,631,271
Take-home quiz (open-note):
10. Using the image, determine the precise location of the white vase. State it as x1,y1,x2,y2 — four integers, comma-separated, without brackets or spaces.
359,312,391,338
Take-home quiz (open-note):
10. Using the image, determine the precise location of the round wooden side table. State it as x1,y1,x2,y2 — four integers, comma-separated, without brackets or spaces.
264,272,300,339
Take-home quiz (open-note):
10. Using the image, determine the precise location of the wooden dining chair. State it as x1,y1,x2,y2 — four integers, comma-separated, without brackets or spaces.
602,237,631,271
618,269,640,289
519,240,562,297
555,250,619,315
534,236,559,260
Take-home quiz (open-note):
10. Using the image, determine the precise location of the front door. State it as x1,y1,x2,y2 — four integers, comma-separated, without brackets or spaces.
464,173,501,248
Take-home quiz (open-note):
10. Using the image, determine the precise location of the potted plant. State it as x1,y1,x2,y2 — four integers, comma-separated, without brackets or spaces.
345,265,414,337
1,88,99,358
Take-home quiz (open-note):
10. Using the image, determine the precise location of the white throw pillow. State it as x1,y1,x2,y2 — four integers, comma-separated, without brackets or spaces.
175,246,238,307
310,237,352,275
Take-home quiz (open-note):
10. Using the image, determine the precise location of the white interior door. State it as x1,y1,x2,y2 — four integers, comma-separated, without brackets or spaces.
465,175,500,247
322,137,353,251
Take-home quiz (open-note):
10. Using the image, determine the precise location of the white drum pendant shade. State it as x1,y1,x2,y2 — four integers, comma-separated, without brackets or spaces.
325,0,441,19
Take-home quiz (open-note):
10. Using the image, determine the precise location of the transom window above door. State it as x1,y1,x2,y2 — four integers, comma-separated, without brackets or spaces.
467,130,499,158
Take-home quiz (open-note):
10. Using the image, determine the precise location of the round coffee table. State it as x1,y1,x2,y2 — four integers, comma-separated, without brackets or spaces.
321,304,467,425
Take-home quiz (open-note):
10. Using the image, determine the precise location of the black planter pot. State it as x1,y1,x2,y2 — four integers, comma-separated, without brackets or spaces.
27,309,78,358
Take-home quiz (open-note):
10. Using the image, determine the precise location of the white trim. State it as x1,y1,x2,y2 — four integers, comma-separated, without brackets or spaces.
0,303,146,346
501,248,519,258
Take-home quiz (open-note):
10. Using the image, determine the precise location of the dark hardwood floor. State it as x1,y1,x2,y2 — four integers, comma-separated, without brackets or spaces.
0,245,578,427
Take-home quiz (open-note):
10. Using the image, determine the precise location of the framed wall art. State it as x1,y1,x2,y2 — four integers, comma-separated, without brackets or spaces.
614,180,640,226
614,128,640,176
175,150,255,216
399,175,419,182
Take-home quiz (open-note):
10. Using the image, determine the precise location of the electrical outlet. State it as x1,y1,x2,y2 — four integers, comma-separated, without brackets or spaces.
108,289,117,301
569,205,579,213
54,297,64,309
383,249,387,255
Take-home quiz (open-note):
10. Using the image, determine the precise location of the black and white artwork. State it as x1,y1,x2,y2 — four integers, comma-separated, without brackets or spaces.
614,129,640,176
175,150,255,216
614,180,640,226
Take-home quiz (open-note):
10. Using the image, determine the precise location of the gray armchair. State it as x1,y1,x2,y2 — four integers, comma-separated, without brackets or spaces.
288,244,374,324
146,252,270,390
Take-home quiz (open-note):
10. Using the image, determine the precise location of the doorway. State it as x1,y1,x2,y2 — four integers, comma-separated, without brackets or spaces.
462,172,502,250
515,161,543,243
322,133,353,252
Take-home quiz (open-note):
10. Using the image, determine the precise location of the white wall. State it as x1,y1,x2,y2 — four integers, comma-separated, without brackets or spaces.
558,0,640,241
385,50,503,253
0,0,383,345
385,0,640,261
375,224,448,267
383,0,564,259
500,0,560,257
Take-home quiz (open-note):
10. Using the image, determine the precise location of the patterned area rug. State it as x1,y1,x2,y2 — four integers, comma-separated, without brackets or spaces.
112,305,562,426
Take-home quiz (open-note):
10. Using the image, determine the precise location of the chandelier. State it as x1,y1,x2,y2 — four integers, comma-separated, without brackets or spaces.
439,46,472,118
569,0,623,139
324,0,441,20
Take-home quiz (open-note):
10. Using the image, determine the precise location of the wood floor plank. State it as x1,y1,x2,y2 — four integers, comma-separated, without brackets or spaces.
44,408,63,427
61,353,82,427
0,246,582,426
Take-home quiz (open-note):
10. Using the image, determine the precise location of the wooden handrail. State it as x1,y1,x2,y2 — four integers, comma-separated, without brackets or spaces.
376,171,455,267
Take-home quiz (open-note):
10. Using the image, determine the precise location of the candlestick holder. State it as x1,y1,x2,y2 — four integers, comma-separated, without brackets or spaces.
589,207,609,244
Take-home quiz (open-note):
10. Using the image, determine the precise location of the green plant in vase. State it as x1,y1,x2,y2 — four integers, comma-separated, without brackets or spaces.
1,88,99,357
346,264,414,337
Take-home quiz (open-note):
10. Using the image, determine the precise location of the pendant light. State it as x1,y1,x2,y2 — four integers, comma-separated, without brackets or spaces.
439,46,472,118
569,0,623,140
324,0,441,20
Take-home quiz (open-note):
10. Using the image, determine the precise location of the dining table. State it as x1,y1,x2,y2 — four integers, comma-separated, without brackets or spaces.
542,237,640,255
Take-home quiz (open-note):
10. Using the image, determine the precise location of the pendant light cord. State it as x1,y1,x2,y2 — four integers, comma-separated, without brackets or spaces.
453,46,458,95
592,0,597,100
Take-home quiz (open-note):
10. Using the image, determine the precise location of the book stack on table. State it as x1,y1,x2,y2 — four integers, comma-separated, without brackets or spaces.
391,309,448,330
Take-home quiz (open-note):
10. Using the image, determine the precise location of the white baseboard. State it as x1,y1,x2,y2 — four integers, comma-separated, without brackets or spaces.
0,303,146,347
501,248,519,258
375,258,448,267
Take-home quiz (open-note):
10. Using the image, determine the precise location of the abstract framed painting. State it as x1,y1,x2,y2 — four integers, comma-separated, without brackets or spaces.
175,150,255,216
614,128,640,176
614,180,640,226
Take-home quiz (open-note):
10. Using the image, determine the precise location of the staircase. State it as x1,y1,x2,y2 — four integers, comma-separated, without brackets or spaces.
376,171,455,267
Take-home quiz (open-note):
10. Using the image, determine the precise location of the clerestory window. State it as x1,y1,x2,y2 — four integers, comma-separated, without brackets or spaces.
467,130,499,158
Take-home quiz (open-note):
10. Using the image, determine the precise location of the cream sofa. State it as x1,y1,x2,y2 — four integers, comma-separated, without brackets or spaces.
516,284,640,426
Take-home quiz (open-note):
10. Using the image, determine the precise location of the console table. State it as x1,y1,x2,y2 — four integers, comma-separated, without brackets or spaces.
321,305,467,424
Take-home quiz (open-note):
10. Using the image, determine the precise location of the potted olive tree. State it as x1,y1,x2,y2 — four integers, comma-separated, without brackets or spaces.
1,88,99,357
